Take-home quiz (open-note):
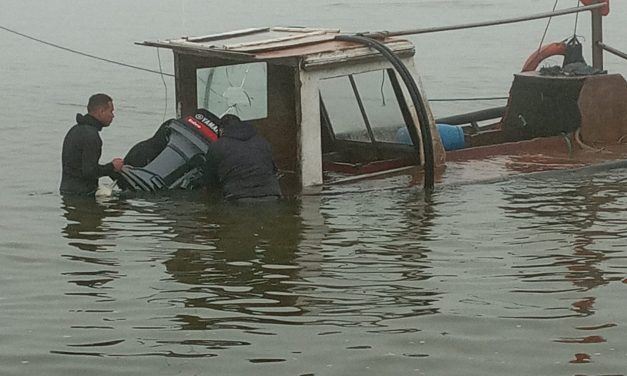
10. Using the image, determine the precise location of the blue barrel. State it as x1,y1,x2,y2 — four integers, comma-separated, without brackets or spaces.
436,123,465,151
396,124,465,151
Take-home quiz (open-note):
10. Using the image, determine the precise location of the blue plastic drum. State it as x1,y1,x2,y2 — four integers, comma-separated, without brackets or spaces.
396,124,465,151
436,123,465,151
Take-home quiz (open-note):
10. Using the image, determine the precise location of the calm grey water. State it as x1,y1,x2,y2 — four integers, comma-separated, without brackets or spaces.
1,1,627,375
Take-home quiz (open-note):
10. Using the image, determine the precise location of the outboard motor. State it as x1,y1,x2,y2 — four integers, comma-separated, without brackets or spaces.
117,109,222,192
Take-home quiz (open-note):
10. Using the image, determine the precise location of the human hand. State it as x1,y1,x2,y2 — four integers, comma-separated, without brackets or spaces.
112,158,124,172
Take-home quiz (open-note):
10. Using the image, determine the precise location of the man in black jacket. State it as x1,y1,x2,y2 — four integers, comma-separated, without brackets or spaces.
204,114,281,202
60,93,124,196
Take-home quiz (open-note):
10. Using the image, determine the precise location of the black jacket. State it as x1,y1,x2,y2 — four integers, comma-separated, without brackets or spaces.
123,120,170,167
60,114,115,195
205,119,281,200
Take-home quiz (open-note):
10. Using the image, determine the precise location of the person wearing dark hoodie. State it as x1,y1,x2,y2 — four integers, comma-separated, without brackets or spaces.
204,114,281,202
60,93,124,196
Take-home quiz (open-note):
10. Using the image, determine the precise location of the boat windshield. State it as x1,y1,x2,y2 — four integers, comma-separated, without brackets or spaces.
196,62,268,120
319,69,409,145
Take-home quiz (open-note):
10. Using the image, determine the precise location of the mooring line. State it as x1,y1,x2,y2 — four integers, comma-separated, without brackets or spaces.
0,24,174,77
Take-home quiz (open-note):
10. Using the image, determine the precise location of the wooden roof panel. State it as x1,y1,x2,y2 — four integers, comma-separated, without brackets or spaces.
139,27,414,62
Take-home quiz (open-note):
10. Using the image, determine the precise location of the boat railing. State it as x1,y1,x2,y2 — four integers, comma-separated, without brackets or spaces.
363,2,612,70
599,42,627,62
362,1,626,132
435,106,506,133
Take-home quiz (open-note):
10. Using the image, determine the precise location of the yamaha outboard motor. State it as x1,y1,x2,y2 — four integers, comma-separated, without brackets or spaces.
117,109,222,192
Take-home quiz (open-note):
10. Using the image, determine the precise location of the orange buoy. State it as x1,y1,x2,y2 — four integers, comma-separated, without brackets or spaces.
521,41,568,72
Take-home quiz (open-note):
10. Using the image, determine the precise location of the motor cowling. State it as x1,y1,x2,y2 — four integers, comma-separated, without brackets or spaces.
117,110,222,192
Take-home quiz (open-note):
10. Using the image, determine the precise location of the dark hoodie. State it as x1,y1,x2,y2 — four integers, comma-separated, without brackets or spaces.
205,115,281,201
60,114,115,196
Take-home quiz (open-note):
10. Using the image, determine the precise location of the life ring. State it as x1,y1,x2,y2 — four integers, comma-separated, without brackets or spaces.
579,0,609,16
521,41,568,72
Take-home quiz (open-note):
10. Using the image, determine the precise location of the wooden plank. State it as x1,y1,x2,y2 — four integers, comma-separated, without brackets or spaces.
140,40,257,60
272,26,340,33
302,41,414,68
185,27,270,43
224,31,329,51
232,35,341,54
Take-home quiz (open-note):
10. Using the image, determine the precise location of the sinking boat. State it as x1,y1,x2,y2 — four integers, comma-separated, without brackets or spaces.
120,0,626,194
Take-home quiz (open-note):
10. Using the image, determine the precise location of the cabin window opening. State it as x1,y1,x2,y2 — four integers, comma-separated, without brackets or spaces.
354,70,409,143
196,62,268,120
386,68,417,145
319,70,410,145
319,75,370,142
319,95,337,152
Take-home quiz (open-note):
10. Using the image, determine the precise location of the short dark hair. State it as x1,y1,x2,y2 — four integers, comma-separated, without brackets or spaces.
87,93,113,113
220,114,242,128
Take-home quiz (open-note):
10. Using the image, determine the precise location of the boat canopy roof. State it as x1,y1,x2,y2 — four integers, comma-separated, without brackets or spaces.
138,26,415,67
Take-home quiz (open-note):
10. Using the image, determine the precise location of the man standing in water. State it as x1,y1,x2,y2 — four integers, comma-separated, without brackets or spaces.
60,93,124,196
204,114,281,202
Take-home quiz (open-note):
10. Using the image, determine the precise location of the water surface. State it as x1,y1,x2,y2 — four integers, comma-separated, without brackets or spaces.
1,1,626,375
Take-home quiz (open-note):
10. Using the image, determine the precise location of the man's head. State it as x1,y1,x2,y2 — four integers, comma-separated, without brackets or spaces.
220,114,240,127
87,93,114,126
219,114,243,137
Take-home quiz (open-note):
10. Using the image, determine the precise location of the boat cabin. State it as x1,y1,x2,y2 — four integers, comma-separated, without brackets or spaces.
139,17,627,192
139,27,446,192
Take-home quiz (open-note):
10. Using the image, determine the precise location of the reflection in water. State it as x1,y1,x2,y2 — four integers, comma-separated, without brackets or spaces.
284,185,440,327
499,173,627,368
44,171,627,374
157,185,441,330
56,184,441,363
60,196,125,296
61,196,110,251
162,199,304,327
501,175,627,289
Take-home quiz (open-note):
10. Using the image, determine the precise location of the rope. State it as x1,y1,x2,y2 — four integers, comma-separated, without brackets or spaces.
536,0,561,55
573,0,581,37
574,128,606,152
380,70,387,106
156,48,169,122
0,24,174,77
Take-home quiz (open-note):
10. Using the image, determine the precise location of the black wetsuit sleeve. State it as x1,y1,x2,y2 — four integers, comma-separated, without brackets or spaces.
81,131,114,179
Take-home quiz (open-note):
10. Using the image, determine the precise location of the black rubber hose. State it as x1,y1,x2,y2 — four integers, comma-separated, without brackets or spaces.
335,34,435,190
